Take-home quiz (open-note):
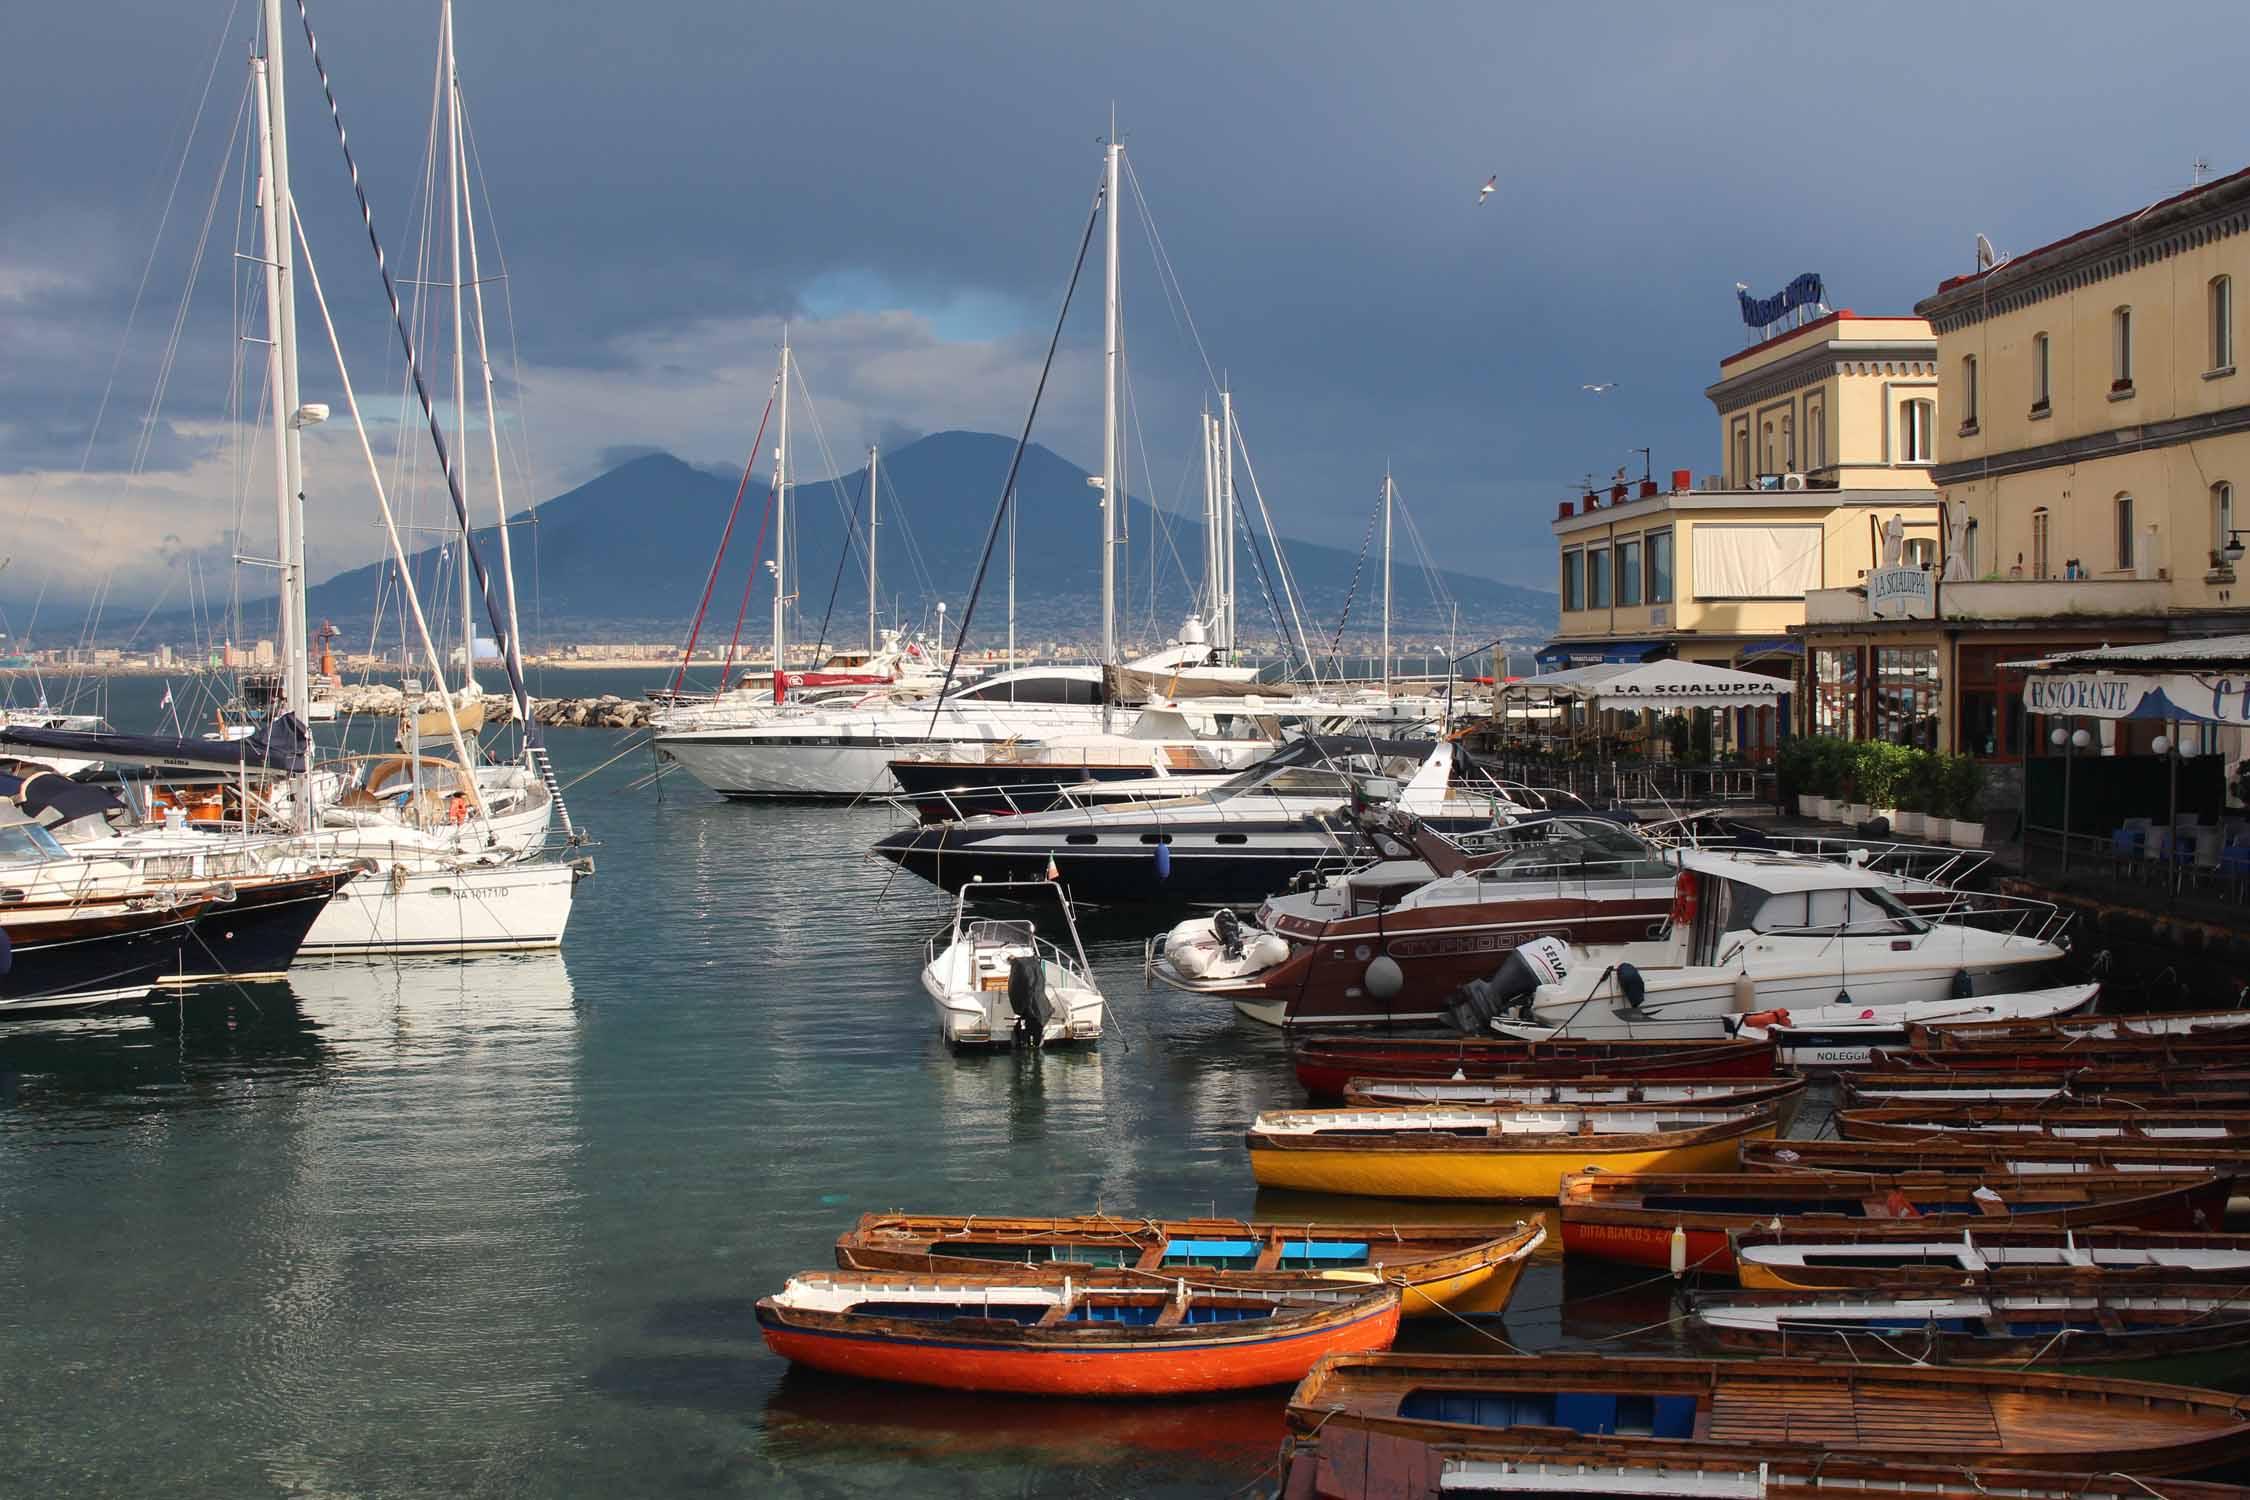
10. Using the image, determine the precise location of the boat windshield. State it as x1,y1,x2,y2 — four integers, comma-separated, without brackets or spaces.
1476,822,1672,882
0,821,69,867
1210,750,1424,803
1748,884,1927,937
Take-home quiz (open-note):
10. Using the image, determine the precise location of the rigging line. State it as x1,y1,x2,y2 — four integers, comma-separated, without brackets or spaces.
920,174,1105,740
807,462,874,668
670,378,777,697
25,0,247,566
721,473,781,689
1120,156,1222,397
290,0,541,741
1229,422,1322,682
1324,485,1383,668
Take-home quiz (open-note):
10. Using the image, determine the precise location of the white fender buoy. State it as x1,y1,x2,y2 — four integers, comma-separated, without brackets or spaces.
1669,1223,1688,1277
1365,954,1403,1000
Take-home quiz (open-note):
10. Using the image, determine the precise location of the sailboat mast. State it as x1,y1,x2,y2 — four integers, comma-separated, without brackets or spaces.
1100,129,1120,668
1219,388,1235,658
1381,470,1393,693
865,444,878,655
771,340,790,698
1199,407,1217,630
254,2,309,734
443,0,474,696
452,23,528,717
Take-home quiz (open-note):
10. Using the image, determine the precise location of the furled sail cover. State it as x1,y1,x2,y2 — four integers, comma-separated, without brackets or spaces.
0,712,308,774
1692,525,1822,598
0,771,130,826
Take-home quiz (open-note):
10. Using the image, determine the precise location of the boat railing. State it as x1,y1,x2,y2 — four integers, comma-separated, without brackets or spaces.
1911,888,2074,948
1647,824,1994,889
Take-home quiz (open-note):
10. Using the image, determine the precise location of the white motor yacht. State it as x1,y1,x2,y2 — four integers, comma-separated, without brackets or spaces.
1473,851,2084,1063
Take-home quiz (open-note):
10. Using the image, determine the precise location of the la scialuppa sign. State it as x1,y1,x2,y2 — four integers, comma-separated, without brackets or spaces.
1867,564,1935,620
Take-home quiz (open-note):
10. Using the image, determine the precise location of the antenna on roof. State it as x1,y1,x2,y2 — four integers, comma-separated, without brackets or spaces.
2193,157,2212,187
1974,233,2001,272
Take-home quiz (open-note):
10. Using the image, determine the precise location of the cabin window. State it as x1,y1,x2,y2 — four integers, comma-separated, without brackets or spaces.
959,674,1101,705
1215,833,1248,845
1138,833,1174,845
1065,833,1098,845
1750,886,1923,936
1615,538,1643,606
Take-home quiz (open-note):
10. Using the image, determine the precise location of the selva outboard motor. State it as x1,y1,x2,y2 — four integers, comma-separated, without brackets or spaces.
1443,935,1571,1035
1006,954,1050,1046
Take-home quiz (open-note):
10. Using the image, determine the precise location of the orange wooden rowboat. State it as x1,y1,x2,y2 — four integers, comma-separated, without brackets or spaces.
1747,1133,2250,1176
755,1269,1399,1396
1283,1351,2250,1475
833,1212,1543,1318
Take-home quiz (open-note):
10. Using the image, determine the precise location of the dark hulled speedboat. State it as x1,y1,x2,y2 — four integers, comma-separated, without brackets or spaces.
869,738,1520,907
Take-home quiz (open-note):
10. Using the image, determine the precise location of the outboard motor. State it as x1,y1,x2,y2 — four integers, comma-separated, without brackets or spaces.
1006,955,1050,1047
1213,907,1246,961
1443,935,1571,1035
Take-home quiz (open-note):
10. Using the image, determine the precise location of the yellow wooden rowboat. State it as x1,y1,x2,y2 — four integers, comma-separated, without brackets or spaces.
1246,1101,1778,1201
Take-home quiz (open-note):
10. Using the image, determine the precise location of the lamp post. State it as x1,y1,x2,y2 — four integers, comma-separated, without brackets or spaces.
2051,721,2090,875
2152,723,2181,901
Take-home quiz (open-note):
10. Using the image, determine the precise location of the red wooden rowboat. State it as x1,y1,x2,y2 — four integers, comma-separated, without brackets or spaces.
1289,1035,1775,1099
755,1269,1399,1396
1557,1167,2227,1273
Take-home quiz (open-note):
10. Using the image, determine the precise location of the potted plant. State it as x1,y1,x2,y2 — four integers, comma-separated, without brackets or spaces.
1841,742,1874,825
1945,755,1987,848
1893,750,1933,838
1812,738,1845,821
1777,738,1814,816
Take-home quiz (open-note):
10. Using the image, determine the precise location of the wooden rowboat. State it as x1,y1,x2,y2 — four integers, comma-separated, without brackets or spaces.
1835,1105,2250,1146
1686,1283,2250,1368
1337,1075,1806,1128
1842,1066,2250,1106
1246,1101,1778,1201
832,1212,1544,1318
1284,1351,2250,1475
1558,1168,2228,1273
1911,1007,2250,1049
1729,1224,2250,1290
1281,1439,2250,1500
1874,1037,2250,1071
1289,1035,1777,1100
754,1269,1400,1396
1746,1134,2250,1179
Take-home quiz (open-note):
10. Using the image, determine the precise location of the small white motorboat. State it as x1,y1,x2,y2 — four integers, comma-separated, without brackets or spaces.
920,879,1105,1049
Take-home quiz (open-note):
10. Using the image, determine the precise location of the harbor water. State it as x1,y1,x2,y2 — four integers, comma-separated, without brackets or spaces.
0,672,2238,1498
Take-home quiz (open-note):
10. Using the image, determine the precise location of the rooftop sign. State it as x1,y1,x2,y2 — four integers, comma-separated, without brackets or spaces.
1738,273,1826,331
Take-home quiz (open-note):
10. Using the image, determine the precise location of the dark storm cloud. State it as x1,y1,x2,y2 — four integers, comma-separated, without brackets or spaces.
1,0,2241,591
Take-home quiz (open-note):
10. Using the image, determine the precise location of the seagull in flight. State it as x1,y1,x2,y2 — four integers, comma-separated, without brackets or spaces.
1582,382,1618,395
1476,174,1497,205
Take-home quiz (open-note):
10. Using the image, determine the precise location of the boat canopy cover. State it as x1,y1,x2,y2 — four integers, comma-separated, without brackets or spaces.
0,770,130,826
0,711,308,774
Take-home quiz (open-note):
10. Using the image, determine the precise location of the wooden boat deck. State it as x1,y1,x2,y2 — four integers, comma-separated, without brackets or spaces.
1706,1376,2002,1449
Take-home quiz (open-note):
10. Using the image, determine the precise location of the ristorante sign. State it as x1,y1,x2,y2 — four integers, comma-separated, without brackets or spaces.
2022,671,2250,723
1738,273,1825,330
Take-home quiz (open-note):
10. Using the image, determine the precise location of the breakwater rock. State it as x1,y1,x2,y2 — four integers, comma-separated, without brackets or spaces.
325,684,655,730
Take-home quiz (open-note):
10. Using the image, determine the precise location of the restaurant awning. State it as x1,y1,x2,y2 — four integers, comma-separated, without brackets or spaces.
1533,639,1668,672
1504,657,1784,710
2016,634,2250,726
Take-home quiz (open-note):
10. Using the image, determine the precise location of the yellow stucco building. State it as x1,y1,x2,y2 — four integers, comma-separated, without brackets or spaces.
1797,166,2250,768
1545,310,1942,752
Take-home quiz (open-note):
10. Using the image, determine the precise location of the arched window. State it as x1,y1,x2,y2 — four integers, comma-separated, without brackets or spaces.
2213,277,2235,372
2115,493,2136,571
2112,306,2134,390
1761,421,1775,476
1900,399,1935,462
1733,423,1750,488
1782,414,1795,470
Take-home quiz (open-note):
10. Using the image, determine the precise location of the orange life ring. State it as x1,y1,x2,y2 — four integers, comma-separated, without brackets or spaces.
1669,871,1699,928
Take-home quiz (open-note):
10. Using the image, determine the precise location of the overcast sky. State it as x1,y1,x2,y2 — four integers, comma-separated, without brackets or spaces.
1,0,2238,622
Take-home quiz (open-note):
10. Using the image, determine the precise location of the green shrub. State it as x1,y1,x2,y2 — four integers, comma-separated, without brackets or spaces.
1898,750,1940,814
1942,755,1985,821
